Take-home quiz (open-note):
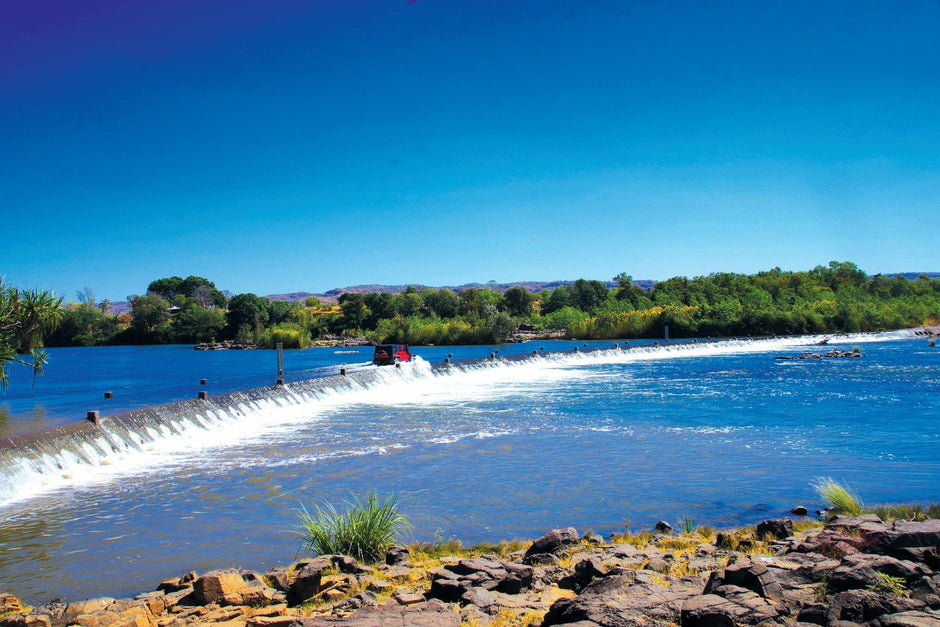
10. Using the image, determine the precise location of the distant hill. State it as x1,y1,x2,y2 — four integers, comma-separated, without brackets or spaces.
886,272,940,281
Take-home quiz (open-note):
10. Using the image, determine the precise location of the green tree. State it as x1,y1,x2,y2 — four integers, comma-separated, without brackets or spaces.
422,288,460,318
0,281,62,389
49,302,122,346
396,287,424,317
149,275,226,308
129,293,171,343
173,303,226,343
225,293,270,340
501,286,534,317
338,293,369,330
570,279,609,313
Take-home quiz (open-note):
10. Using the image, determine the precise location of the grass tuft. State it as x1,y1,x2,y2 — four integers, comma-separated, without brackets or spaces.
868,572,908,598
298,491,411,563
677,514,696,535
812,477,863,517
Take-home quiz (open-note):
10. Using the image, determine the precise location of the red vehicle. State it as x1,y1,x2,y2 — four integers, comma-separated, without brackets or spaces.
373,344,412,365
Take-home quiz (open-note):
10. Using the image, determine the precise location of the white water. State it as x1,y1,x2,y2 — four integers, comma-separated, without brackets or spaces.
0,333,903,509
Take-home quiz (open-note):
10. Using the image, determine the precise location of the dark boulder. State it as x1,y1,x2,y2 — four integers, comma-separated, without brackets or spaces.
524,528,580,560
756,518,793,540
654,521,673,534
827,589,925,624
829,554,926,593
386,545,410,566
705,557,784,602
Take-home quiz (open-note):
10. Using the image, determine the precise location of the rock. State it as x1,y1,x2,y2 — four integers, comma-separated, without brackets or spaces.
829,553,926,593
791,506,809,517
288,561,328,606
386,545,410,566
498,563,535,594
297,599,460,626
705,557,784,602
264,567,292,592
827,589,925,624
192,570,248,605
874,609,940,626
866,519,940,557
654,520,673,534
428,577,469,603
524,528,580,560
583,531,604,545
756,517,794,540
61,599,156,627
63,599,115,624
543,575,698,626
0,595,24,616
681,593,753,626
392,589,424,606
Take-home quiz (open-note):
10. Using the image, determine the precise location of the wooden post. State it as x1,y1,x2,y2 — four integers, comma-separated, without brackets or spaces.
277,342,284,376
198,391,208,400
87,411,100,424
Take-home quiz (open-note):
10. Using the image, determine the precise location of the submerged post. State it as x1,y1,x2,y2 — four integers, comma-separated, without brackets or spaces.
104,391,113,399
197,391,208,400
665,325,670,341
340,368,347,376
87,411,100,425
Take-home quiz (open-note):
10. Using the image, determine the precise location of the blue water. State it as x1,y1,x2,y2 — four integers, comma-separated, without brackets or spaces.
0,334,938,604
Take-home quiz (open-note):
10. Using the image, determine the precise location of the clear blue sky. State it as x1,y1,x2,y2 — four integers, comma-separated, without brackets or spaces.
2,0,938,302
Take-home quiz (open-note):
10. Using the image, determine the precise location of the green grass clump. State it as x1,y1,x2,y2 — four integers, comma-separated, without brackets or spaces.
299,491,411,563
868,572,907,598
813,478,863,517
677,514,696,534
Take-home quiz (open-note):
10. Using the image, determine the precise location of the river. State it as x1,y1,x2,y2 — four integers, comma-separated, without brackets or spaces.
0,333,937,604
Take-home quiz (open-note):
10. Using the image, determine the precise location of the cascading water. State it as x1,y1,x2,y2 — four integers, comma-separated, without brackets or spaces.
0,336,859,507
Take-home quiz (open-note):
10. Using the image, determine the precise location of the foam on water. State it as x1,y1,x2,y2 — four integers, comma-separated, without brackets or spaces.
0,333,894,508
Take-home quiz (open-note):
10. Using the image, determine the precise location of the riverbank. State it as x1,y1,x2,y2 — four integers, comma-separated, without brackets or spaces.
2,514,938,627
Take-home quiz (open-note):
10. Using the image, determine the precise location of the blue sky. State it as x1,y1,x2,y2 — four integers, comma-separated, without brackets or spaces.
2,0,938,302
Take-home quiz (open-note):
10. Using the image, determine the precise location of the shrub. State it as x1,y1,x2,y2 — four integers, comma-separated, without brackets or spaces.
813,478,863,517
868,572,907,598
261,323,312,349
677,514,696,534
298,491,411,563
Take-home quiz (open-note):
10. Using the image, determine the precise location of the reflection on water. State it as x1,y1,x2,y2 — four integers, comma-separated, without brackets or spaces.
0,405,54,439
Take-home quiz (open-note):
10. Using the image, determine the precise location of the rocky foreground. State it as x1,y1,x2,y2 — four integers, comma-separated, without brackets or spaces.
2,515,939,627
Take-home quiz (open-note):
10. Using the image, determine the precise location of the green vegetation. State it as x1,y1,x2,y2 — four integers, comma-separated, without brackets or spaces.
677,514,696,534
813,478,864,517
36,261,940,350
0,280,62,390
872,503,940,521
298,492,411,563
868,572,908,598
810,478,939,522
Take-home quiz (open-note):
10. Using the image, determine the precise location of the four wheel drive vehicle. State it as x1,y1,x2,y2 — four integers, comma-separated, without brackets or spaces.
373,344,412,365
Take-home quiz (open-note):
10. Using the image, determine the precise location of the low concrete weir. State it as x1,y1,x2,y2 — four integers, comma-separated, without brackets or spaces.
0,339,724,504
0,339,713,454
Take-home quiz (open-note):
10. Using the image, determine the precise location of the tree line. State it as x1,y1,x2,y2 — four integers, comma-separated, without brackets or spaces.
21,261,940,354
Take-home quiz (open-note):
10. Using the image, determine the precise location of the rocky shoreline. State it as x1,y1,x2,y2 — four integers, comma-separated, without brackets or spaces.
2,515,938,626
